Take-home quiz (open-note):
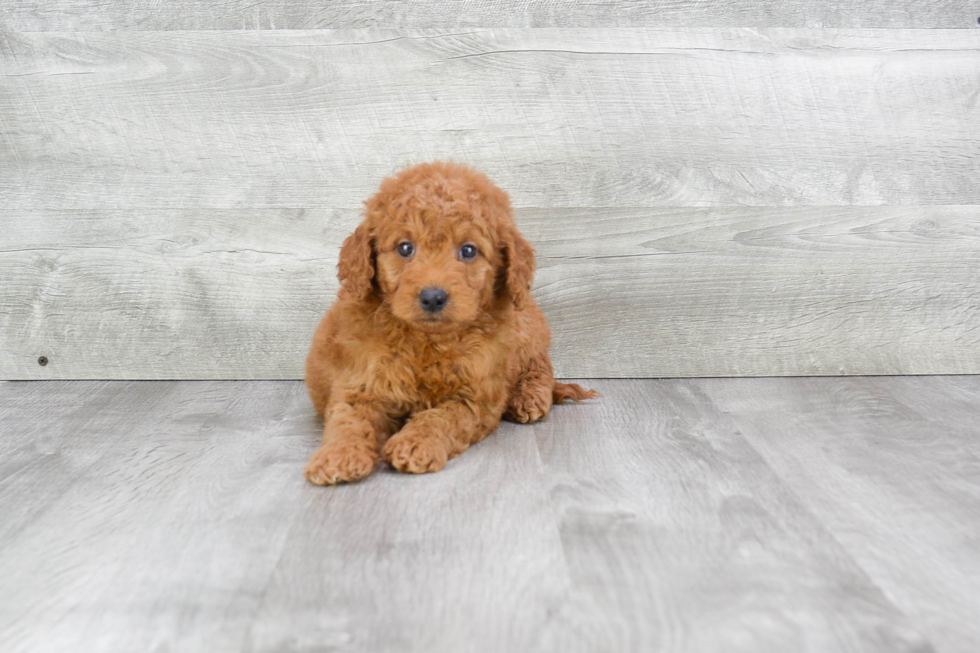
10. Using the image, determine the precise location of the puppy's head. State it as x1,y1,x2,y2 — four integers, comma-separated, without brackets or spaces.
338,162,535,332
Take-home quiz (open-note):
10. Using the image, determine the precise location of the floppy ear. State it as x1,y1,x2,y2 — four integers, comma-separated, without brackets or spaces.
337,223,375,300
500,226,536,309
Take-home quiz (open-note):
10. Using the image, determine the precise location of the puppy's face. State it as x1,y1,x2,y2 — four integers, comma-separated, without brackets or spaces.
374,212,498,332
337,163,535,333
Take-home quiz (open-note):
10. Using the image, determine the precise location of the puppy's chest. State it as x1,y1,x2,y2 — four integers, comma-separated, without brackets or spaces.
366,339,491,407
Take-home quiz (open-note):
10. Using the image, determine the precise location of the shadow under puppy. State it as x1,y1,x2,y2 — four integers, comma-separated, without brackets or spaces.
305,162,598,485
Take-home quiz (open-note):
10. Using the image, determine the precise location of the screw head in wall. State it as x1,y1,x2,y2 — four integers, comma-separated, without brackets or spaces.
38,356,49,366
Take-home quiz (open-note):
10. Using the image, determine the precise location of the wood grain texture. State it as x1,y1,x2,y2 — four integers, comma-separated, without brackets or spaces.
698,375,980,653
3,28,979,379
0,381,172,544
246,398,567,653
0,380,317,653
530,379,927,652
3,377,965,652
0,208,342,380
2,206,979,379
2,1,978,30
2,29,979,209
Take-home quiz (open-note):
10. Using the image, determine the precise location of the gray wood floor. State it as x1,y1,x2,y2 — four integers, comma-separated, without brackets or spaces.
1,377,978,653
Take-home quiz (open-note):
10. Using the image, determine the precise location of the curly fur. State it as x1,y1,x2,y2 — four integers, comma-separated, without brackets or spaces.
304,162,598,485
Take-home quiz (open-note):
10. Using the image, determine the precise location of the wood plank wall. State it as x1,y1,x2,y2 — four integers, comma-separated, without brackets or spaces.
2,4,979,379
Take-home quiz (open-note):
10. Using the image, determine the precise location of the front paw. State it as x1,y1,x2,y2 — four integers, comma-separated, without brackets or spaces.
382,431,450,474
305,443,377,485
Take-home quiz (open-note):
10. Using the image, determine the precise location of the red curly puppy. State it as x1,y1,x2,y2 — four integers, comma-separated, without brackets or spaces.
304,162,597,485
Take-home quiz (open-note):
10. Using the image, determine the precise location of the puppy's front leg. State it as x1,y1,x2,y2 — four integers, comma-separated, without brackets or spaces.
305,401,391,485
382,401,497,474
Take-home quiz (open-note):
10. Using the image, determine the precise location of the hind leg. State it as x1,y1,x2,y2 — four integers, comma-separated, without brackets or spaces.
504,353,555,424
305,311,337,416
305,361,331,417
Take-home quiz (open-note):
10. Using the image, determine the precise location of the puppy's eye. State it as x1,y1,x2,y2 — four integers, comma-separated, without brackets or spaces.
397,242,415,258
459,244,478,261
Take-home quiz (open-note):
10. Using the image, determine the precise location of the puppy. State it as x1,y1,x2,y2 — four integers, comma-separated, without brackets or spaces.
304,162,597,484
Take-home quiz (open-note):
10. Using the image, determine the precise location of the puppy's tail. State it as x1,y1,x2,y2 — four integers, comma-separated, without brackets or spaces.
553,381,601,404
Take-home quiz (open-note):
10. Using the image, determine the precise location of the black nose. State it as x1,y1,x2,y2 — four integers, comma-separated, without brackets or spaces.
418,287,448,313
